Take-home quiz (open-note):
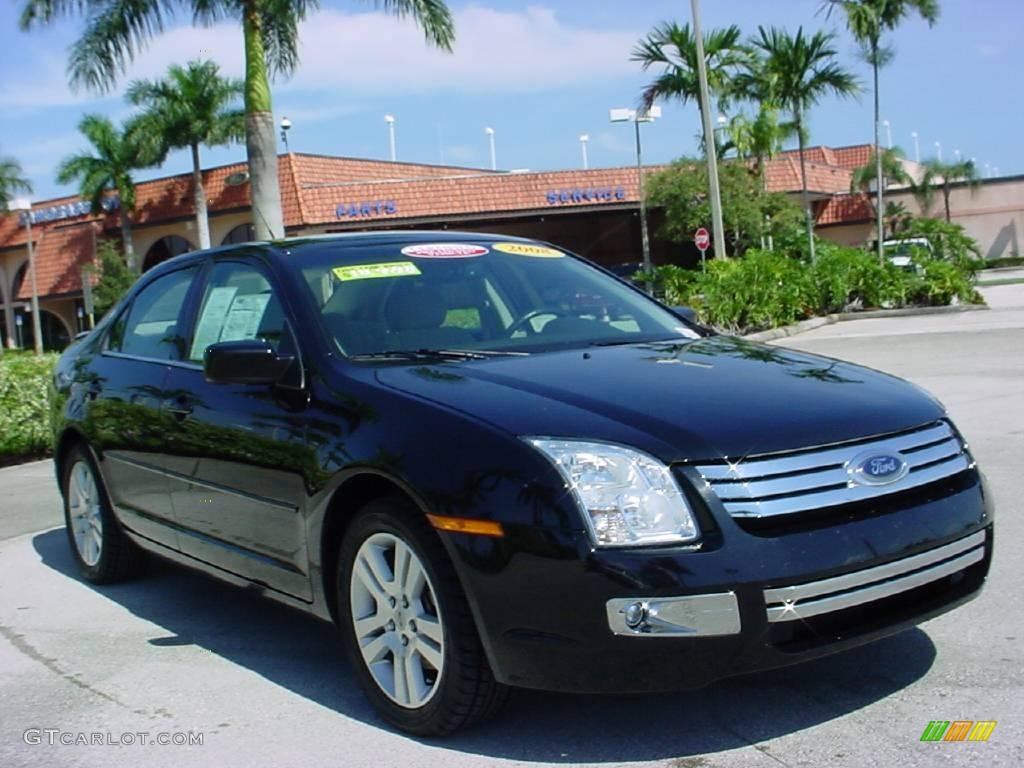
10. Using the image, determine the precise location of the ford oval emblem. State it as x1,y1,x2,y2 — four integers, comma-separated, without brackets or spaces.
846,450,909,486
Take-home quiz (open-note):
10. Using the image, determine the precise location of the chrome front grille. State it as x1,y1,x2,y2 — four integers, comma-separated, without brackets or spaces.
694,421,973,519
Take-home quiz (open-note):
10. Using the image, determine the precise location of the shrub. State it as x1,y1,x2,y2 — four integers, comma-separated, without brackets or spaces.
0,352,58,462
83,239,134,319
809,243,908,313
691,249,813,333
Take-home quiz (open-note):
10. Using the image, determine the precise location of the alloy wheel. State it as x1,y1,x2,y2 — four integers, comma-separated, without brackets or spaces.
68,460,103,567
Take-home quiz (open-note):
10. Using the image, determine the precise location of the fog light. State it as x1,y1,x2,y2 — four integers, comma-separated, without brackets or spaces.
622,601,648,630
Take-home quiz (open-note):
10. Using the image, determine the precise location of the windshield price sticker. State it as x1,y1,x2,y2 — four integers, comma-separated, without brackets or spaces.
492,242,564,258
333,262,422,281
400,244,489,259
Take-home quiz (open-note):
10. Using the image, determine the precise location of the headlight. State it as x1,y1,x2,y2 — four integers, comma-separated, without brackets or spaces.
526,439,699,548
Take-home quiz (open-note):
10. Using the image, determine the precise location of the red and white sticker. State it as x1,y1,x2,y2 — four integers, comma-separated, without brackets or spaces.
400,243,489,259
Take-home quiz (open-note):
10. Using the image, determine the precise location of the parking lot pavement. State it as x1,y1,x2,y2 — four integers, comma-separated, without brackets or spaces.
1,285,1021,768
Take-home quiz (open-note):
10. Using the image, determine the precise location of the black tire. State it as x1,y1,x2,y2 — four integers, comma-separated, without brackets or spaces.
336,497,509,735
61,444,144,584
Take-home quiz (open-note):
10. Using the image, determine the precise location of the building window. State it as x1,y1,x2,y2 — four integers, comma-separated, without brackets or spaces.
221,223,256,245
143,235,195,272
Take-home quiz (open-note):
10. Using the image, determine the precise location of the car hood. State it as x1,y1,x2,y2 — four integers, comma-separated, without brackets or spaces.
374,336,946,462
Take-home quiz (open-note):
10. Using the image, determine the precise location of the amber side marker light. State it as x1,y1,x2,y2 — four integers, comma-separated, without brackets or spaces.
427,514,504,537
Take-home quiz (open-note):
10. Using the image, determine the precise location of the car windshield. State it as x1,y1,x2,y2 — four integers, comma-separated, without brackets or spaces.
291,239,701,357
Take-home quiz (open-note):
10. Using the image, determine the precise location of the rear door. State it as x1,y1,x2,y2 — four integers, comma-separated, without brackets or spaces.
90,264,200,549
162,258,312,600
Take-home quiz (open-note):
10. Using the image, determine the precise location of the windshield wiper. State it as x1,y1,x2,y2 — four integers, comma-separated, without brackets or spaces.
349,348,527,362
589,336,685,348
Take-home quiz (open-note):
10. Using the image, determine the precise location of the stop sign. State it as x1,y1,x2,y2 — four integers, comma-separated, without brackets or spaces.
694,227,711,252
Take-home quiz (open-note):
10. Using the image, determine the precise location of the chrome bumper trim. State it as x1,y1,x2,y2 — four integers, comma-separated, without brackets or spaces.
606,592,741,637
764,531,986,623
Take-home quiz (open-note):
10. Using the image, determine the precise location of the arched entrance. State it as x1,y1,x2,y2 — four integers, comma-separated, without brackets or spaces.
12,308,72,351
221,223,256,245
143,235,195,272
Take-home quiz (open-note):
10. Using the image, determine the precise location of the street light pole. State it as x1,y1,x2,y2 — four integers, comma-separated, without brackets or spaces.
579,134,589,170
935,141,942,162
279,117,292,153
690,0,727,261
883,119,892,149
911,131,920,163
611,106,660,293
11,199,43,355
385,115,396,162
485,127,496,171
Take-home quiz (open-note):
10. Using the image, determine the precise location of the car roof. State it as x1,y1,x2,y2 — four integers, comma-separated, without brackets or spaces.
147,230,548,277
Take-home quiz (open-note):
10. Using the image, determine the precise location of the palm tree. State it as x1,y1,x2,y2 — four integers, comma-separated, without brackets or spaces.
20,1,456,242
57,115,155,272
883,200,912,237
632,22,748,127
127,61,245,250
1,151,32,210
750,26,860,262
850,147,911,192
914,159,980,223
824,0,940,262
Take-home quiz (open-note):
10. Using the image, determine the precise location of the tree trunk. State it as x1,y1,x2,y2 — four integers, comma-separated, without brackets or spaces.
796,110,816,264
873,49,885,265
121,213,137,273
243,3,284,241
191,143,211,250
944,186,952,223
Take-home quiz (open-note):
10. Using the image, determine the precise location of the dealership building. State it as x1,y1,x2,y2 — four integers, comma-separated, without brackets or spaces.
1,145,1020,350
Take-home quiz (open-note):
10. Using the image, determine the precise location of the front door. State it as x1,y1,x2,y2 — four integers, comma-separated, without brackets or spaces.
163,258,312,600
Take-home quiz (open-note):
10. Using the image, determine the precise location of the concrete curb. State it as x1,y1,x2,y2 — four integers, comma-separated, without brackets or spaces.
743,303,989,342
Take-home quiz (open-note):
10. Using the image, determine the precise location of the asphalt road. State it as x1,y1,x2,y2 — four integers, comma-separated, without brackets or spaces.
1,285,1021,768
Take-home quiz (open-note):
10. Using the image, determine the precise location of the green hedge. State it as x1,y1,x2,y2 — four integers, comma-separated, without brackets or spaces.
0,352,58,462
657,243,983,334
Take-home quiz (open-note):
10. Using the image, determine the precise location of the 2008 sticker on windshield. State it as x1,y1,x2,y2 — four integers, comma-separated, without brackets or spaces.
400,243,489,258
332,262,422,281
492,242,564,258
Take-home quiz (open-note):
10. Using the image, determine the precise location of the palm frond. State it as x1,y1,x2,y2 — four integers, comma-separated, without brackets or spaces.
373,0,456,51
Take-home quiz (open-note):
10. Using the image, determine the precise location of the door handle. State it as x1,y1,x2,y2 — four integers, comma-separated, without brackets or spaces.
162,396,193,420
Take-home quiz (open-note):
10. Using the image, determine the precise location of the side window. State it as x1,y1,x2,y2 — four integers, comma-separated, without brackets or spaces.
188,261,288,363
113,267,197,360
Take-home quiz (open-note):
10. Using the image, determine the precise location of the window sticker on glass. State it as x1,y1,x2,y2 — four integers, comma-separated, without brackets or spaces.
189,286,238,360
491,242,564,258
220,293,271,342
332,262,422,281
400,244,488,259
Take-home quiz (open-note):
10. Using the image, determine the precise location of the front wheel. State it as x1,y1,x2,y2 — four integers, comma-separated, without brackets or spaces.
61,444,144,583
336,499,508,735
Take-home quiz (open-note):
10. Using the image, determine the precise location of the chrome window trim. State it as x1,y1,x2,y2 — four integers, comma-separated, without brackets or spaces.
101,351,202,371
764,531,986,623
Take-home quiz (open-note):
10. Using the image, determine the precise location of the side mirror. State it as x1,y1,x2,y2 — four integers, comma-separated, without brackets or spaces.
672,306,698,323
204,340,293,385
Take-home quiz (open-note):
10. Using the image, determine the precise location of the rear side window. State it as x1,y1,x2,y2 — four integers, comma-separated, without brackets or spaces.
112,267,197,360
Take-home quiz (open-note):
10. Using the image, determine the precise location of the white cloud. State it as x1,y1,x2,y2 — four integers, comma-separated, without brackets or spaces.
0,5,639,110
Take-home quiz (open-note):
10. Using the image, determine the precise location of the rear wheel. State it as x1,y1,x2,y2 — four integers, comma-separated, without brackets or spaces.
62,445,144,583
336,498,508,735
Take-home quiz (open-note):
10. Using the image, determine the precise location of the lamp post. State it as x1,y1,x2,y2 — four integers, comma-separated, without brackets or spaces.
384,115,396,162
911,131,920,163
280,116,292,153
715,114,728,156
485,127,496,170
883,119,892,149
934,141,942,162
953,149,961,162
610,105,660,293
579,134,589,170
690,0,727,262
10,198,43,355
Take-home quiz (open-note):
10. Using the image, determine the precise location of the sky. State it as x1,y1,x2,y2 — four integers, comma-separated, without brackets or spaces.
1,0,1020,202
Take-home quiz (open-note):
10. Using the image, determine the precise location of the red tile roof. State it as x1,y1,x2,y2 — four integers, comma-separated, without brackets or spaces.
15,222,101,300
764,154,853,195
816,192,874,226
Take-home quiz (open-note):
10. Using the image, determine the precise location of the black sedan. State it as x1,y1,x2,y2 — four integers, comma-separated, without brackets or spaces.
50,232,993,735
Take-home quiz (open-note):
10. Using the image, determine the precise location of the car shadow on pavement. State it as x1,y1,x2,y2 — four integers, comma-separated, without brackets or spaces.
34,528,936,763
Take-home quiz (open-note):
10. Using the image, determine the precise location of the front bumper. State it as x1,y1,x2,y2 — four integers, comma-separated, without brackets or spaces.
447,468,993,693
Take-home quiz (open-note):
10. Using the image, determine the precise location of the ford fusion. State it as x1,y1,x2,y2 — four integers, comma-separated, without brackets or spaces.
51,233,993,735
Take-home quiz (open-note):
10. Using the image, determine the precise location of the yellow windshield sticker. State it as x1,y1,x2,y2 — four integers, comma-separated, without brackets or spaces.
333,262,422,281
492,242,564,258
